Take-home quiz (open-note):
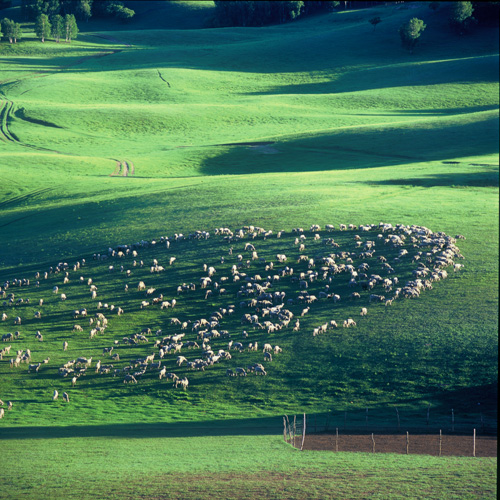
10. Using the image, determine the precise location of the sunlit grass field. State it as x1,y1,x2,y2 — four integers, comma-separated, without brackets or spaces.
0,1,497,498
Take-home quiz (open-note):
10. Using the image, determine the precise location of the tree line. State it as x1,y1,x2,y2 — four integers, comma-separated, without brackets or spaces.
0,12,77,43
213,0,498,31
20,0,134,23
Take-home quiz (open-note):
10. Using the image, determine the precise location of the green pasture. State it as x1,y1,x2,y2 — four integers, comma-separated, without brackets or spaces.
0,1,498,497
0,431,496,500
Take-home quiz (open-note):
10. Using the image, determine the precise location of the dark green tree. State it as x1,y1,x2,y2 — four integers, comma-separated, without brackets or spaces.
399,17,426,54
51,13,64,42
114,6,134,22
12,21,22,43
449,1,476,34
64,13,78,42
1,18,14,43
369,16,382,31
75,0,91,22
45,0,60,18
35,13,51,42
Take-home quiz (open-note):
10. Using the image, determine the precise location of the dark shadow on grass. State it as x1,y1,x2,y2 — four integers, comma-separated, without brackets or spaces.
0,415,283,440
199,115,499,176
361,170,499,188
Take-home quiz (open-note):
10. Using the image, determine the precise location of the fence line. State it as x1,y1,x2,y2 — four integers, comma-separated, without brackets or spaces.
285,413,495,457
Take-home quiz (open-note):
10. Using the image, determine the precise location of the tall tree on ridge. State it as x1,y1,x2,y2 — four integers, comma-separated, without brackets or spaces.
35,13,51,42
64,13,78,42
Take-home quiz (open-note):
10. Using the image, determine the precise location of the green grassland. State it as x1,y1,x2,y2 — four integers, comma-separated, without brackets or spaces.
0,1,498,498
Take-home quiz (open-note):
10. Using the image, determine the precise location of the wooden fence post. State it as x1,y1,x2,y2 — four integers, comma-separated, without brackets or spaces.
372,433,375,453
285,415,291,442
293,415,296,448
301,413,306,451
473,428,476,457
439,429,442,457
406,431,409,455
283,417,287,442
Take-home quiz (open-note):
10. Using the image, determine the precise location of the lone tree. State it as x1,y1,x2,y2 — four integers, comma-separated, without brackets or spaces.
369,16,382,31
399,17,426,54
35,13,51,42
64,14,78,42
449,1,476,34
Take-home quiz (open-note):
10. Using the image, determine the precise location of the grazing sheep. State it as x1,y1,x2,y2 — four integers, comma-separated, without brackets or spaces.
343,318,357,328
263,352,273,362
63,341,68,351
174,377,189,390
14,316,21,325
360,307,368,316
28,362,41,373
71,376,77,387
176,356,187,366
124,374,138,383
62,392,70,403
52,390,58,401
0,408,4,419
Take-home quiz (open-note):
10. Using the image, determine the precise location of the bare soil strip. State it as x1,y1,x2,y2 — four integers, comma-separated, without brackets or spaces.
300,433,497,457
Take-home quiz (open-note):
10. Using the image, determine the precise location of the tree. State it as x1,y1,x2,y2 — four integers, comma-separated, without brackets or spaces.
399,17,426,54
449,1,476,34
51,14,64,42
369,16,382,31
1,18,14,43
114,6,134,22
75,0,91,22
64,13,78,42
12,21,22,43
35,13,51,42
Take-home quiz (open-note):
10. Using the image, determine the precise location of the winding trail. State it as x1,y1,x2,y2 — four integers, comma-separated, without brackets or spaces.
1,33,136,175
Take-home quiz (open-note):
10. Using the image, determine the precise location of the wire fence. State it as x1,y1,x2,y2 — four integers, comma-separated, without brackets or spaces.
284,408,497,457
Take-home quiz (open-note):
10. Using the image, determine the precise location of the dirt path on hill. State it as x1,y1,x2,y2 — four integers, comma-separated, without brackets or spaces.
109,159,135,177
1,35,135,175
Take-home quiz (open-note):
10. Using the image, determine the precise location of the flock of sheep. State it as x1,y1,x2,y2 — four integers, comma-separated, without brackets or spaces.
0,222,465,419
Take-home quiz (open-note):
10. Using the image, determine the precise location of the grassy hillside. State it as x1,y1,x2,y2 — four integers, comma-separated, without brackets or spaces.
0,0,497,430
0,2,497,498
